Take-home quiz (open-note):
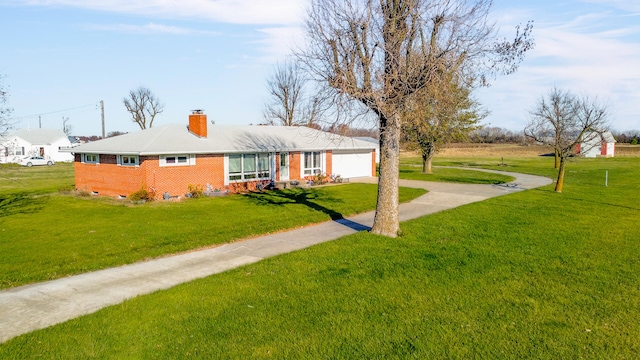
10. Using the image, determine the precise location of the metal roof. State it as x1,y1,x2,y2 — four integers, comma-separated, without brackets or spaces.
70,125,377,155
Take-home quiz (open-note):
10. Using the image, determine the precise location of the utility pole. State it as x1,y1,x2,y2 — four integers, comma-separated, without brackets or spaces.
39,115,41,129
100,100,105,138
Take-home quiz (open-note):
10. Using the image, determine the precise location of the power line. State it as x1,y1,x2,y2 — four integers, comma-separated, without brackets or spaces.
8,102,99,121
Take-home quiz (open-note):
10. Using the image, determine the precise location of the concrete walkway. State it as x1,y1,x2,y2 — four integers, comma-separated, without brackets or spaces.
0,169,551,343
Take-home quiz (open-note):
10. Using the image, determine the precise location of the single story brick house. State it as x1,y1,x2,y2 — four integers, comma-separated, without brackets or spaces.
1,128,74,164
70,111,377,199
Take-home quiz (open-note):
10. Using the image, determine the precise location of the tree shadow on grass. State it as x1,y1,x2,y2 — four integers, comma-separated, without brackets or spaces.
0,192,47,218
242,188,373,232
242,188,345,220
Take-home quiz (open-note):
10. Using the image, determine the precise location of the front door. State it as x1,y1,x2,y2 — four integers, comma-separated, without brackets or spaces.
280,152,289,181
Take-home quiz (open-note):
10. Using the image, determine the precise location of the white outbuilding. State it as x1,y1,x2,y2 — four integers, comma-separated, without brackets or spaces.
577,131,616,158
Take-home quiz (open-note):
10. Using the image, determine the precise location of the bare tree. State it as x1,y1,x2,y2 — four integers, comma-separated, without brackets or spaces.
62,116,73,136
1,75,13,139
402,74,485,173
123,87,164,130
300,0,533,237
525,88,609,192
263,61,325,126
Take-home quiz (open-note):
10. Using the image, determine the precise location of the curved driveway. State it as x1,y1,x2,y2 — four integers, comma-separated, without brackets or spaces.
0,169,551,343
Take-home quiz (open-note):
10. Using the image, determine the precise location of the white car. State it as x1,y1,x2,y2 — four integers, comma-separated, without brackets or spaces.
18,156,55,167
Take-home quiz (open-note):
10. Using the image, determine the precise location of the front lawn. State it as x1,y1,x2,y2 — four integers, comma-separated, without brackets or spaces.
0,183,425,289
1,156,638,358
399,165,514,184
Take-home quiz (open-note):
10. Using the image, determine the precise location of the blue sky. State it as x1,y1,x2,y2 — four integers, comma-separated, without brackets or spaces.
1,0,638,136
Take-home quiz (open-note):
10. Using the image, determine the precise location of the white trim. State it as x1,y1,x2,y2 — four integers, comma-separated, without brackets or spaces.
82,153,100,164
227,152,272,183
117,154,139,167
160,154,195,167
224,155,229,186
302,151,323,176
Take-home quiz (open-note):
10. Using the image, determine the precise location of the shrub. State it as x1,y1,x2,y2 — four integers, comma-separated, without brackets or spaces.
129,187,154,202
188,184,204,198
314,173,329,185
632,138,638,145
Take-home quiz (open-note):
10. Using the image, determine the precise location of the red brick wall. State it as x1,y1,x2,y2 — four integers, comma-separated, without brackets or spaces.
325,150,332,176
75,154,226,199
289,152,301,180
74,154,147,196
144,154,225,197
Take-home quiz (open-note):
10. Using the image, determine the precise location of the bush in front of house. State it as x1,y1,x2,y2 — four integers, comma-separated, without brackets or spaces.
129,187,155,202
187,184,204,198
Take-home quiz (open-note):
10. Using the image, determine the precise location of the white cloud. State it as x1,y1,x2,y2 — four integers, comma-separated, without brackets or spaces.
255,26,305,62
580,0,640,13
11,0,308,25
478,2,640,131
90,22,220,36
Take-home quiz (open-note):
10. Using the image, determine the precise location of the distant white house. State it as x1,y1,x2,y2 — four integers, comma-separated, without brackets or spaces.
577,131,616,158
1,128,74,163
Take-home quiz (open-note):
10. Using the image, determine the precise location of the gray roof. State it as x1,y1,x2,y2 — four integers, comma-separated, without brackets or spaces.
601,131,616,143
71,125,378,155
11,128,68,145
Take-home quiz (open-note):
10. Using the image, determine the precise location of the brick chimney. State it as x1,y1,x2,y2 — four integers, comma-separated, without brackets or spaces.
189,110,207,138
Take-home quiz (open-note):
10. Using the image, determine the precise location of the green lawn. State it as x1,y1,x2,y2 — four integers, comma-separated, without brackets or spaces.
0,169,425,289
399,165,515,184
2,156,639,358
0,162,75,195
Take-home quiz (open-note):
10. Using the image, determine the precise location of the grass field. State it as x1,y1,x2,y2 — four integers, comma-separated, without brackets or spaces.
0,178,426,289
1,154,638,358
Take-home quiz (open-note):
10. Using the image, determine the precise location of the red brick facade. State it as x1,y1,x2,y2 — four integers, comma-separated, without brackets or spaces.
75,152,310,199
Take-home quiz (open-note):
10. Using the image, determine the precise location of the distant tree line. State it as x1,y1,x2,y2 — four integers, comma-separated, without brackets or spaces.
467,126,525,144
610,130,640,144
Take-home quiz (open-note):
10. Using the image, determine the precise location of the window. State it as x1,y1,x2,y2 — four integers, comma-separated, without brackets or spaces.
228,153,272,182
5,146,25,156
82,154,99,164
160,154,195,167
303,151,322,175
257,153,270,179
118,155,139,166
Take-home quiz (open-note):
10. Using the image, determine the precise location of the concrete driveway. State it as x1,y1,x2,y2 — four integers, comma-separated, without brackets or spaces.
0,169,551,343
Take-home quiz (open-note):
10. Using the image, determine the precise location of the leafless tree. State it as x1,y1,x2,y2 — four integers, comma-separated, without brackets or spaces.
62,116,73,136
262,61,325,126
402,74,485,173
299,0,533,236
1,75,13,139
525,88,609,192
123,87,164,130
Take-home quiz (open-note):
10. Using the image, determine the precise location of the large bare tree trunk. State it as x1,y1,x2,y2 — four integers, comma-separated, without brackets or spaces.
371,113,401,237
555,157,566,192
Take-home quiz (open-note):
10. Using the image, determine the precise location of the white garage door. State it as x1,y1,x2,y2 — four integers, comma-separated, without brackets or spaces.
332,150,372,179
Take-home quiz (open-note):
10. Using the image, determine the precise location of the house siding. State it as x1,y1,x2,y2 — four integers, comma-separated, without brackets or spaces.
74,154,147,196
75,154,227,198
145,154,226,197
325,150,333,176
290,152,301,180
